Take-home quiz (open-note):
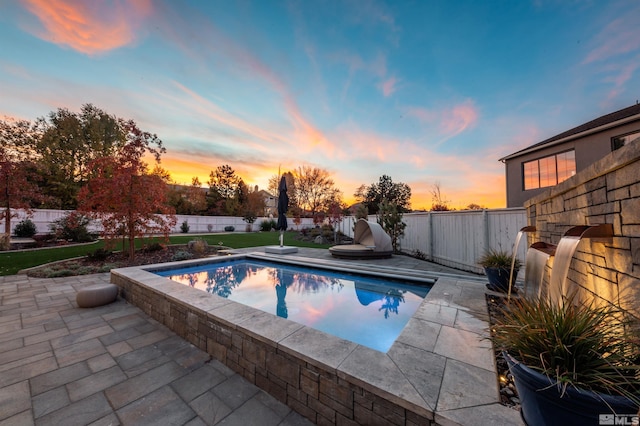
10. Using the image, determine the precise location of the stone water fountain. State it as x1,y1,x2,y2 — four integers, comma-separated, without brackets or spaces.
510,224,613,303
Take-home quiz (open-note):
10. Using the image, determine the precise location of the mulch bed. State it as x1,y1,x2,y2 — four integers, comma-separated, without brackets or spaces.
25,245,225,278
486,293,521,410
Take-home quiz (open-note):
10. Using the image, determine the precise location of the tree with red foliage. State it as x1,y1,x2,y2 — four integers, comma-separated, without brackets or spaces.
77,120,176,260
0,118,42,235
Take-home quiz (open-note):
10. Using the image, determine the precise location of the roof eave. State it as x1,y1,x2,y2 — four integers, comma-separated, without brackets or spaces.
499,112,640,162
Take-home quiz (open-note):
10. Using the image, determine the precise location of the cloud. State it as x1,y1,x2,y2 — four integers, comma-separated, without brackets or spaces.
379,76,398,97
405,100,479,138
583,13,640,64
20,0,152,55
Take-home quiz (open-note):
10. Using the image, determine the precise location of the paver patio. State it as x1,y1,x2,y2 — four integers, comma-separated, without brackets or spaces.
1,248,522,425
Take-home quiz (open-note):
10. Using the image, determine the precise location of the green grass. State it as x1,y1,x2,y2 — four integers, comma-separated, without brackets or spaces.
0,231,330,276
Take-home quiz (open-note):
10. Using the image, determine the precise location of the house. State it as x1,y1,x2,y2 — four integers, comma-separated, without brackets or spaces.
256,188,277,216
500,103,640,207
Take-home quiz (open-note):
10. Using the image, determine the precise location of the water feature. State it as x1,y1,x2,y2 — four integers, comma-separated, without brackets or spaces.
507,226,537,300
523,242,554,299
546,224,613,304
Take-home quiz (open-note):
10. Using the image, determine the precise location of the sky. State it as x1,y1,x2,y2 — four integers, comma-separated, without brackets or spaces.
1,0,639,210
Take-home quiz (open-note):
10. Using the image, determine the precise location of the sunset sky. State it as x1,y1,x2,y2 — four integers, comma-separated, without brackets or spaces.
1,0,639,210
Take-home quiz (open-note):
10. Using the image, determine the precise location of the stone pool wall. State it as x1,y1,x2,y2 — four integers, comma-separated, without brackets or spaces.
524,139,640,315
111,271,434,425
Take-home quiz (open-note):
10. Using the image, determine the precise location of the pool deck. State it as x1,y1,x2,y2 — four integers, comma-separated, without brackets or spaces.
0,248,523,425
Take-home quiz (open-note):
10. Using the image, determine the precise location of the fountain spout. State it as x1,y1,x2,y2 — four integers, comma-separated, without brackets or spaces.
548,224,613,305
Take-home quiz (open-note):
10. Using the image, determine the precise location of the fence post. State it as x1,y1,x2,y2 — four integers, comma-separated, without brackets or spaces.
428,212,433,261
482,209,490,254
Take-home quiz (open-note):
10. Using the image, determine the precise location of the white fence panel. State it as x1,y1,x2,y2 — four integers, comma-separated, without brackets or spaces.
337,208,527,274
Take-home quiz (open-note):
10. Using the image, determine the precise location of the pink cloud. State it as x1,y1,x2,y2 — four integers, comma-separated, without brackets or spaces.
379,76,398,97
21,0,152,55
440,101,479,136
404,101,479,138
583,12,640,64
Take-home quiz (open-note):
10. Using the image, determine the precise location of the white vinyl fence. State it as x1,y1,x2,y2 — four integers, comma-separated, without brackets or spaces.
4,208,527,274
336,209,528,274
1,209,316,235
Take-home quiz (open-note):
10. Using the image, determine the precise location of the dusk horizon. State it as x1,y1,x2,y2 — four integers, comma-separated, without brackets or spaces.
1,0,639,210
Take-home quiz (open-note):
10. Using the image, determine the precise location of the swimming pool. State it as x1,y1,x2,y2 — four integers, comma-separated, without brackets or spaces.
154,259,430,352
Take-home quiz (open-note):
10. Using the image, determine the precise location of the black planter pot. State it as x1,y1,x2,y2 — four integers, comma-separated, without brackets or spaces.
484,266,517,293
504,352,638,426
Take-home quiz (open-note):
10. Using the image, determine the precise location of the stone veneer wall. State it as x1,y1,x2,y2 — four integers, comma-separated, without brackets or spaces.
111,274,433,426
524,139,640,316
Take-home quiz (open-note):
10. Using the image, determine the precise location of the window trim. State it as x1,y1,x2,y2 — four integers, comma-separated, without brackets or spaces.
522,149,576,191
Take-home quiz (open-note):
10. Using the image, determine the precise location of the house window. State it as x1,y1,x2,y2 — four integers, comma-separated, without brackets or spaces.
523,150,576,190
612,130,640,151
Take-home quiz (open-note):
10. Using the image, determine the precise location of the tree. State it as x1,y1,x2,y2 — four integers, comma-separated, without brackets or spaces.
207,165,242,215
430,182,452,211
77,120,175,260
293,166,341,222
0,118,42,234
466,203,485,210
242,186,266,229
35,104,125,209
269,171,297,210
377,200,406,252
361,175,411,215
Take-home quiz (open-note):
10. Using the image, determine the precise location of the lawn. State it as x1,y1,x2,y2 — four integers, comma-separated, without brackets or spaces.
0,231,331,276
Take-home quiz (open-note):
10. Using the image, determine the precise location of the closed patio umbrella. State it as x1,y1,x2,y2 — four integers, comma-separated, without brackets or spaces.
276,176,288,246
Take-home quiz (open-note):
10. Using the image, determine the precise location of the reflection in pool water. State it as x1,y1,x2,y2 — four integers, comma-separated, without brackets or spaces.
155,259,430,352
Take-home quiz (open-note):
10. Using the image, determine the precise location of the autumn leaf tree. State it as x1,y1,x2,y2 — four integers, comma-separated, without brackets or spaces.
77,119,176,260
0,117,43,235
293,165,342,222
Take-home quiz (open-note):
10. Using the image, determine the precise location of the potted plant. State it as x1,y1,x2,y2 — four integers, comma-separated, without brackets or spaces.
490,293,640,425
477,249,520,293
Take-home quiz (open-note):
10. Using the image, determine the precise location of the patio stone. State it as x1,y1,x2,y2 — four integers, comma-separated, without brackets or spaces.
115,385,196,426
67,366,126,402
433,325,494,371
436,359,498,411
35,392,112,426
0,380,30,421
32,387,69,418
87,353,117,373
189,390,233,425
0,356,58,387
31,362,92,395
212,374,260,410
53,337,106,367
104,361,187,409
171,364,227,402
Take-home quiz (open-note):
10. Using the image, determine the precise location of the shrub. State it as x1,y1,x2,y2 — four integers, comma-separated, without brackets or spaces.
0,233,9,251
49,213,94,242
260,220,273,232
87,248,112,261
180,220,190,233
14,219,37,238
187,239,208,256
270,219,277,230
144,242,164,252
172,250,193,261
224,225,235,232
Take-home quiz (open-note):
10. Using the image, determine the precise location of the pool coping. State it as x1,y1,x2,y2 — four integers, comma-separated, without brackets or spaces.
111,252,522,425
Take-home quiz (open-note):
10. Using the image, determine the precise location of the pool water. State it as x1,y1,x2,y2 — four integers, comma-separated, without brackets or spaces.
155,259,430,352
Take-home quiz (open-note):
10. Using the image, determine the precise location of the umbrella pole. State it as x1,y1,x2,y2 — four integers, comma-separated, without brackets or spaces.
279,230,283,247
